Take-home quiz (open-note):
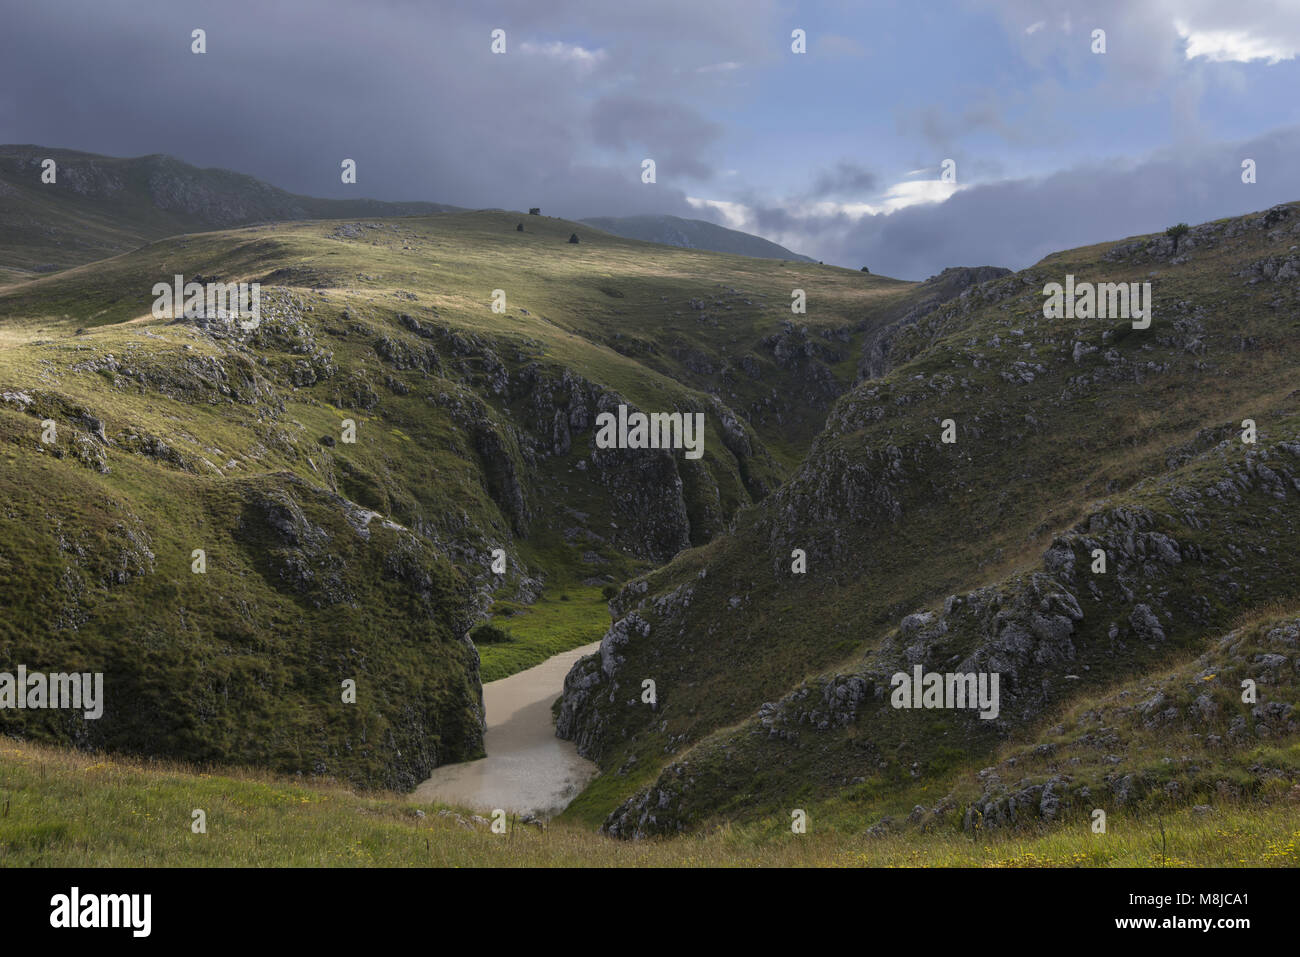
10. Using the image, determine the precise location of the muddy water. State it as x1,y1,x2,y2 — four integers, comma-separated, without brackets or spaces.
411,641,601,817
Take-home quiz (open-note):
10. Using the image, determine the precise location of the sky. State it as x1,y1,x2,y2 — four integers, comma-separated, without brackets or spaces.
3,0,1300,278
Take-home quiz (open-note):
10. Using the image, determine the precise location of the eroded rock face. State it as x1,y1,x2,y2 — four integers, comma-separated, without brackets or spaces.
421,344,773,563
858,266,1013,381
555,611,656,759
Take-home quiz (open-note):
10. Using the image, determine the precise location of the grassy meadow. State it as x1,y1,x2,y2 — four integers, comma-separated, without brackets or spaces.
2,737,1295,867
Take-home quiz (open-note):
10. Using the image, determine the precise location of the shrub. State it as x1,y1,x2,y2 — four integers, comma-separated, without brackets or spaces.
1165,222,1190,254
470,622,512,645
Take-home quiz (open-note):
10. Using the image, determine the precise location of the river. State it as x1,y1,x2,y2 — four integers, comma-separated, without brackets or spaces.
411,641,601,817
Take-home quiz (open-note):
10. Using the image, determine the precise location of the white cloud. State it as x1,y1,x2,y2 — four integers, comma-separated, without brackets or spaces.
685,196,749,228
878,178,963,211
696,61,741,73
690,176,960,234
684,176,965,263
518,41,608,72
1177,21,1299,64
815,125,1300,279
785,180,960,219
798,179,963,217
1025,21,1046,35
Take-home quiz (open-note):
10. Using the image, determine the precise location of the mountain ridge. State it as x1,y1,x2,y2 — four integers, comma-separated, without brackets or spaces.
580,213,815,263
0,146,828,280
0,145,461,275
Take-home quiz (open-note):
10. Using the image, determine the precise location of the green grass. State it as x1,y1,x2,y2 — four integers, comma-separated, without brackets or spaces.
2,738,1296,867
476,585,610,682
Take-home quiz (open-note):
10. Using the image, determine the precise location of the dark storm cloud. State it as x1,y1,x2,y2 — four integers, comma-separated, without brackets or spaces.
5,0,1299,279
748,202,810,235
812,125,1300,278
0,0,776,218
589,97,722,182
808,161,877,197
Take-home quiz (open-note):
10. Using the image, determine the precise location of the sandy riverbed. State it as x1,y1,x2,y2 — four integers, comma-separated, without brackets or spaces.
411,641,601,817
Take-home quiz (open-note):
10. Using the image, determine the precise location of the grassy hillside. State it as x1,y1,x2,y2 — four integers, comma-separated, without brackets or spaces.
1,736,1295,866
0,205,941,787
0,145,460,275
580,214,815,262
557,203,1300,836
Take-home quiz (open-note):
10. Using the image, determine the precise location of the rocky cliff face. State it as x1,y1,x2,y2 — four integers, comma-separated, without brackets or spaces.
857,265,1012,381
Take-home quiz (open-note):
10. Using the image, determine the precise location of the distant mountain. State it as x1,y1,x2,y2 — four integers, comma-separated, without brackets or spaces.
580,214,815,262
0,147,813,280
0,146,461,274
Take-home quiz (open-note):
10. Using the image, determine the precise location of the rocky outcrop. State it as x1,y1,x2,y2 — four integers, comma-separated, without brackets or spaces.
858,266,1012,381
962,614,1300,831
572,420,1300,837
